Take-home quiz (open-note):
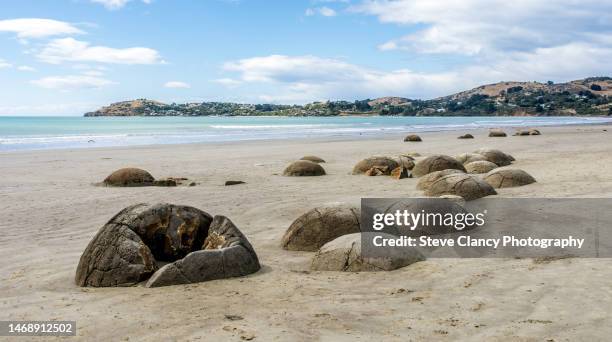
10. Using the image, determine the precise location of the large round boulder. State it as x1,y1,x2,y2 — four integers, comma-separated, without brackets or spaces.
456,153,488,165
283,160,326,176
404,134,422,142
473,148,515,166
300,155,325,163
412,155,466,177
311,233,425,272
465,160,498,174
416,169,465,191
483,169,536,188
352,157,399,175
281,205,360,251
75,203,260,287
103,168,155,187
424,173,497,201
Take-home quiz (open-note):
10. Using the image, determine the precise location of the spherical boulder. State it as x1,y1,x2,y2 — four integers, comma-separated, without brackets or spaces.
456,153,488,165
103,168,155,187
412,155,466,177
473,148,515,166
75,203,260,287
352,157,399,175
489,129,507,137
283,160,326,176
300,155,325,163
465,160,498,174
404,134,422,142
281,205,360,252
311,233,425,272
382,198,471,235
424,173,497,201
483,169,536,188
416,169,465,191
458,133,474,139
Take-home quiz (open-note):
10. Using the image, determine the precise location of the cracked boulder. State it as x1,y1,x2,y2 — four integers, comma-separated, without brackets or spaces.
416,169,465,191
283,160,326,176
75,203,260,287
456,153,488,165
424,173,497,201
483,168,536,188
352,157,399,175
473,148,515,166
281,205,360,252
412,155,466,177
465,160,498,174
311,233,425,272
103,168,155,187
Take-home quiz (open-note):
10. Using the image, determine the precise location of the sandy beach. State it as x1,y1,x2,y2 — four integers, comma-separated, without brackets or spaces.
1,124,611,341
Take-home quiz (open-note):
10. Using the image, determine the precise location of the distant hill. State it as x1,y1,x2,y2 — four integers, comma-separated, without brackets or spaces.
84,77,612,117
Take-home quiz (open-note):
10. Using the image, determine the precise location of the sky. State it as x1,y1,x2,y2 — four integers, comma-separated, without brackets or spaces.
1,0,612,115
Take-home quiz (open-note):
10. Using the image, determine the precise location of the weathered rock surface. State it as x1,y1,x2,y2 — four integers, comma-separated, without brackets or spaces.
352,157,399,175
146,215,260,287
458,134,474,139
456,153,488,165
300,155,325,163
465,160,498,174
365,165,390,176
404,134,422,142
412,155,466,177
416,169,465,190
483,169,537,188
103,168,155,187
397,155,416,170
424,173,497,201
281,206,360,251
390,166,411,179
473,148,515,166
283,160,326,176
311,233,425,272
489,129,507,137
76,203,260,287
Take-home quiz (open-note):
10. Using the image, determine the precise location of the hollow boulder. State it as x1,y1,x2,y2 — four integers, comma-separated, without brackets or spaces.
465,160,498,174
283,160,326,176
483,169,536,188
311,233,425,272
424,173,497,201
103,168,155,187
281,205,360,252
352,157,399,175
412,155,466,177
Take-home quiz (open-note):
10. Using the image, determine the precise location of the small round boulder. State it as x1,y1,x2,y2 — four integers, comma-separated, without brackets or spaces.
103,168,155,187
283,160,326,176
424,173,497,201
465,160,498,174
458,134,474,139
489,129,507,137
416,169,465,191
473,148,515,166
300,155,325,163
412,155,466,177
281,205,360,251
352,157,399,175
404,134,422,142
483,169,536,188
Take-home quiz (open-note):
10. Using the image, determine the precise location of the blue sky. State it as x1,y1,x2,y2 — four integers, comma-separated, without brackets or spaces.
1,0,612,115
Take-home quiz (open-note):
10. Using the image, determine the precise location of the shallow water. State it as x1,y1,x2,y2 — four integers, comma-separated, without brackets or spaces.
1,115,610,151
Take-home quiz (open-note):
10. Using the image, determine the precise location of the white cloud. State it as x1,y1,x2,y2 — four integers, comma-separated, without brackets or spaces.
0,59,11,68
353,0,612,56
30,75,116,90
305,7,337,17
37,38,163,65
214,78,243,88
164,81,191,88
90,0,151,10
17,65,36,72
0,18,83,39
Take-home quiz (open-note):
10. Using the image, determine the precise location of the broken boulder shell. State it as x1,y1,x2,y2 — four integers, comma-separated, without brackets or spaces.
311,233,425,272
75,203,260,287
281,205,360,252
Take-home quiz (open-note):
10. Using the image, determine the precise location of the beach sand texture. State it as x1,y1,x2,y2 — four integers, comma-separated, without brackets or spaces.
1,125,611,341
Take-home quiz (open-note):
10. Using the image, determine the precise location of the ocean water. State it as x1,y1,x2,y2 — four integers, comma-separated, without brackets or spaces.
1,115,611,152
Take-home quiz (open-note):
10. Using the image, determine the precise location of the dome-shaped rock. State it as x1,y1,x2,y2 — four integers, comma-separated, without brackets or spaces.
281,205,360,251
424,174,497,201
489,129,507,137
456,153,488,165
412,155,466,177
416,169,465,191
465,160,498,174
352,157,399,175
483,169,536,188
404,134,422,142
103,168,155,187
473,148,515,166
458,134,474,139
283,160,326,176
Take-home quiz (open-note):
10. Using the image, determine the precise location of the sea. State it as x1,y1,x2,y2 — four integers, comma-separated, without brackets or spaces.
1,115,611,152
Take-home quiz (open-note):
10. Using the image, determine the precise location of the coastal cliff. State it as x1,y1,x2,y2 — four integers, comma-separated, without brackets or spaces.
85,77,612,117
